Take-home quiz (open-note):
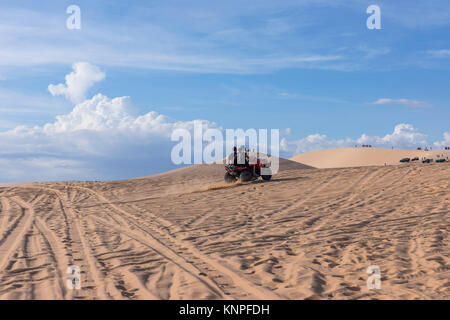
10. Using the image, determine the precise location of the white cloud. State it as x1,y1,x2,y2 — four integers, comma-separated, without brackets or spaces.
282,124,431,155
2,1,450,75
428,49,450,58
48,62,105,104
279,92,296,98
386,124,428,145
281,134,354,154
434,132,450,149
369,98,429,108
358,46,391,59
0,4,354,74
2,93,215,155
359,124,428,148
0,93,218,182
0,64,219,181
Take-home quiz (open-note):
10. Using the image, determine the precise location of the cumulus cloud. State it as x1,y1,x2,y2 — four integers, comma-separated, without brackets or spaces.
369,98,429,108
2,62,226,182
48,62,105,104
0,93,218,182
282,124,431,155
434,132,450,149
367,123,428,148
283,128,292,136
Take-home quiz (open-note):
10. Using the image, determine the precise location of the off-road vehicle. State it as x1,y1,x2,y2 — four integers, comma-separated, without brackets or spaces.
224,154,272,183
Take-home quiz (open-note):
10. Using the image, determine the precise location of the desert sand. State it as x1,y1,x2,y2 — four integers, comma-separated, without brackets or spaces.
290,147,450,168
0,153,449,300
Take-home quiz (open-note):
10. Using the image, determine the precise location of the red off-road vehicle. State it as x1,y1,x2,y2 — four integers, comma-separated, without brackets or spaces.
224,155,272,183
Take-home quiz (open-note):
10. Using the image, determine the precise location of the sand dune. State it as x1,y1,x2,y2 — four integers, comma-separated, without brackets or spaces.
290,147,450,169
0,158,449,300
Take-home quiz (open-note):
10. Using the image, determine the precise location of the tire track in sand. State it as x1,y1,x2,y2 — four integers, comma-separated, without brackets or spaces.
0,197,12,239
74,185,281,300
0,197,35,275
4,196,68,299
35,186,118,299
35,186,158,299
88,215,227,299
34,216,70,299
245,171,346,233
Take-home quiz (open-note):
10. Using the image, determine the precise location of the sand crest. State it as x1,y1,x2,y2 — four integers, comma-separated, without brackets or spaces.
290,147,450,168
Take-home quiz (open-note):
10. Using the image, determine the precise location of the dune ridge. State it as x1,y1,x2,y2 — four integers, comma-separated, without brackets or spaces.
290,147,450,169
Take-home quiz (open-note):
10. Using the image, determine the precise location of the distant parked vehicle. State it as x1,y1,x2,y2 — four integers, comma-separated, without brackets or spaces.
400,158,410,163
422,158,433,164
411,157,419,162
435,158,446,163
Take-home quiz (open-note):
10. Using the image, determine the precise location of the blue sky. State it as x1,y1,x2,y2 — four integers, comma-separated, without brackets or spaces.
0,0,449,181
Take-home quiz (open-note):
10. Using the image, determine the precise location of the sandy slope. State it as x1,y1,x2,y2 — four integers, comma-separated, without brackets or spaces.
290,147,450,168
0,159,449,300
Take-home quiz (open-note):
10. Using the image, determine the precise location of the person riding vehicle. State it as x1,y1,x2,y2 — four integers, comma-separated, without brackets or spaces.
226,146,238,166
224,146,272,183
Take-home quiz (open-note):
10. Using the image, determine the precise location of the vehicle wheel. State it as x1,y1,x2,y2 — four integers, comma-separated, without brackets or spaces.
224,172,236,183
239,171,252,182
261,175,272,181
